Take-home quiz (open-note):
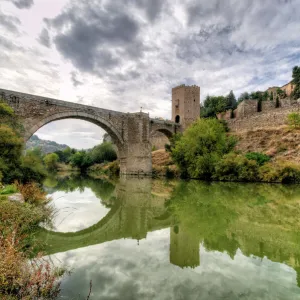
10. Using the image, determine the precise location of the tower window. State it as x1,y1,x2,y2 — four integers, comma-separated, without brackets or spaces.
175,115,180,123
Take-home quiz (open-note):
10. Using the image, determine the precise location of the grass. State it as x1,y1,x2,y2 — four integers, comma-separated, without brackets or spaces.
0,184,18,195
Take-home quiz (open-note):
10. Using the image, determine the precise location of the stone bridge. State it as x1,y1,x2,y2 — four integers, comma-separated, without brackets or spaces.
0,88,180,175
38,177,174,254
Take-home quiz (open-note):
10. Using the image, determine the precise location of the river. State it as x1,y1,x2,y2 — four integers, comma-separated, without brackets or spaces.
39,174,300,299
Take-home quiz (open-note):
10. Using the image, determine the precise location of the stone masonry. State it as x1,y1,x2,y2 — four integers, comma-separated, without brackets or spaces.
0,88,180,175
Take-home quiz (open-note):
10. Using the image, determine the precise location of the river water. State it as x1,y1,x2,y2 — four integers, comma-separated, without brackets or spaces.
40,175,300,299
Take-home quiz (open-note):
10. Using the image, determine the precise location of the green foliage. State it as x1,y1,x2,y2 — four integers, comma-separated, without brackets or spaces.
90,142,117,164
245,152,270,166
0,125,23,183
276,88,286,99
20,149,47,183
292,66,300,99
54,147,75,163
43,153,59,170
213,153,259,182
238,92,250,103
0,101,14,117
171,119,236,179
259,161,300,183
287,112,300,128
200,95,227,118
226,90,237,110
0,184,18,195
70,151,93,171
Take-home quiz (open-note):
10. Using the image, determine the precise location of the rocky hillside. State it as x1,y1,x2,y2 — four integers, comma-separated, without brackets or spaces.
233,125,300,164
26,135,69,154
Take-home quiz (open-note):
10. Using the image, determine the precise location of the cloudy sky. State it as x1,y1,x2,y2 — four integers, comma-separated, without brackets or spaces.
1,0,300,148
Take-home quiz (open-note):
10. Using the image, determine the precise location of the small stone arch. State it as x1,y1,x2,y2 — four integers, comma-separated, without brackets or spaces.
175,115,180,124
24,111,124,148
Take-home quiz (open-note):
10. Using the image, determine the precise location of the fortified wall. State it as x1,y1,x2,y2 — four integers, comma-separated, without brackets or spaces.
218,98,300,132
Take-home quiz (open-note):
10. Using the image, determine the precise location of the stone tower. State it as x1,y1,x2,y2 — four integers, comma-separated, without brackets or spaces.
172,84,200,129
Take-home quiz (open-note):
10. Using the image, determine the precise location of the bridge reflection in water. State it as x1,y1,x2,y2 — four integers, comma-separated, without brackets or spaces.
39,176,300,287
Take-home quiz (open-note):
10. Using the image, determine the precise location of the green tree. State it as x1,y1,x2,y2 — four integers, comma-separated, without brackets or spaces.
171,118,236,179
70,151,92,171
276,88,286,99
292,66,300,99
226,90,237,109
201,95,227,118
90,142,117,164
238,92,250,103
43,153,59,170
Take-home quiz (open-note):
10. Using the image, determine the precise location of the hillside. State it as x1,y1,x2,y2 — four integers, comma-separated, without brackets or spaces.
233,125,300,164
26,135,69,154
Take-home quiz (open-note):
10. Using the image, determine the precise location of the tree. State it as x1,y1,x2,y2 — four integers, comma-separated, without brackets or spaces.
292,66,300,99
70,151,92,171
43,153,59,170
170,118,236,179
201,95,227,118
276,88,286,99
90,142,117,164
238,92,250,103
226,90,237,109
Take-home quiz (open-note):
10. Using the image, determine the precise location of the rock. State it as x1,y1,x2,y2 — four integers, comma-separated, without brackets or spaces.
8,193,24,203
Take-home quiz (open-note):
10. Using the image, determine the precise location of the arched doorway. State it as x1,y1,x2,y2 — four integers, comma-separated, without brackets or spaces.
175,115,180,124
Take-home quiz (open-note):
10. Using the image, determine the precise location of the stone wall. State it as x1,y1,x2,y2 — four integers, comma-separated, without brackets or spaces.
227,104,300,132
150,131,169,150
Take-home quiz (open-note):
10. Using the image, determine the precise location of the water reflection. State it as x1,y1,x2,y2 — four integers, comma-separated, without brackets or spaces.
40,176,300,299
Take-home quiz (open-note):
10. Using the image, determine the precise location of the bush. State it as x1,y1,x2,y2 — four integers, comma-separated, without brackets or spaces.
90,142,117,164
43,153,59,171
287,112,300,128
213,153,259,182
171,119,236,179
0,184,18,195
259,161,300,183
0,233,62,299
15,182,49,205
245,152,270,166
20,150,47,183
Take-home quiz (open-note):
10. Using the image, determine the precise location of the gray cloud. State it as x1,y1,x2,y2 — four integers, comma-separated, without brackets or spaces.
38,28,51,47
46,1,147,75
0,10,21,34
9,0,34,9
70,71,83,87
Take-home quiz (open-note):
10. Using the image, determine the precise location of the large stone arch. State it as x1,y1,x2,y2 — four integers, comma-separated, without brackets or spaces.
24,111,124,148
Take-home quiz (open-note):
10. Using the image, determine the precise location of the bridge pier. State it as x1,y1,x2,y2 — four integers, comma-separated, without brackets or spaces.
119,112,152,175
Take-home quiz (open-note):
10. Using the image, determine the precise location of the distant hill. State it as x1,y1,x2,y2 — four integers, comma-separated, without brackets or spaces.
26,135,69,154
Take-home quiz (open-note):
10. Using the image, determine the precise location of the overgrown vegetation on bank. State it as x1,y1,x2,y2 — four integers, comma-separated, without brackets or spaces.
0,99,65,298
167,118,300,183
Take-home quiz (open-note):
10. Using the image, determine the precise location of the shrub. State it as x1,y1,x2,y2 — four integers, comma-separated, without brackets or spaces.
0,184,18,195
171,119,236,179
213,153,259,182
90,142,117,164
259,161,300,183
106,160,120,176
15,182,49,205
43,153,59,171
287,112,300,128
0,234,62,299
245,152,270,166
0,101,14,117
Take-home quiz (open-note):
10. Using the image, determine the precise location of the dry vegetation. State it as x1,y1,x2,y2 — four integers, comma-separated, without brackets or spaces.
233,125,300,164
152,149,179,178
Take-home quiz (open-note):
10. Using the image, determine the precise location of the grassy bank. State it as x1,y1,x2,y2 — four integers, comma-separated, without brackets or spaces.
0,182,64,299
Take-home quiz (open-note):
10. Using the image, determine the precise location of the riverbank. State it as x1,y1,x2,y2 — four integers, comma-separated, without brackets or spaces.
0,182,64,299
